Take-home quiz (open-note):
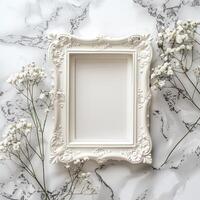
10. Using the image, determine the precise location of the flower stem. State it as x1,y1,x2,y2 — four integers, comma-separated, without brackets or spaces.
161,116,200,167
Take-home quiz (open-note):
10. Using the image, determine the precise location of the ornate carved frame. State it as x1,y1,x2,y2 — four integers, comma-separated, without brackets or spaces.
48,34,152,165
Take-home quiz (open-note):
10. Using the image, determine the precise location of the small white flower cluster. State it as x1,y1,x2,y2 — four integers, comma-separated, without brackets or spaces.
152,20,199,88
79,172,91,179
157,20,197,55
74,157,89,165
39,92,46,100
151,62,173,88
38,89,55,113
38,89,55,101
65,157,89,169
7,63,46,86
157,21,197,70
0,119,32,155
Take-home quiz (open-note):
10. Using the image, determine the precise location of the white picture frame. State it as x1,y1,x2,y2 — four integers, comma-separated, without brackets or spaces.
48,34,152,165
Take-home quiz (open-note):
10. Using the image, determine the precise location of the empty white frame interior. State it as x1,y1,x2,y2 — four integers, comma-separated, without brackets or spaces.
67,53,136,146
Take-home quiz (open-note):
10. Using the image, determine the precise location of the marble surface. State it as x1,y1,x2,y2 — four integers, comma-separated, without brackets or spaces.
1,0,200,199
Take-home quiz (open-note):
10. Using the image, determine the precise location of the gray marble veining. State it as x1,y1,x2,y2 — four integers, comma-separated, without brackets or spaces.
1,0,200,199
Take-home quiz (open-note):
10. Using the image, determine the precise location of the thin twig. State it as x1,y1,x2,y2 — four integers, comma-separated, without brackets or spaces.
161,116,200,167
95,165,114,200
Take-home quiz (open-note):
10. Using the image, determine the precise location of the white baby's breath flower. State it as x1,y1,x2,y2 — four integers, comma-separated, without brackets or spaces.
0,142,6,152
13,142,20,151
49,89,55,95
0,119,32,155
7,63,46,87
80,172,86,177
167,68,173,76
45,108,50,113
27,123,32,129
65,164,70,169
158,33,163,38
176,34,184,44
74,159,80,165
166,48,175,54
151,61,173,88
79,172,91,179
39,92,46,100
163,56,168,61
186,45,192,50
16,122,24,129
158,80,166,88
24,128,31,136
180,44,185,50
83,156,89,161
177,20,183,25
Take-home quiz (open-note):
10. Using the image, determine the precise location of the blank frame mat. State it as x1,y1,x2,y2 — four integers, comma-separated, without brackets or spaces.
70,54,134,143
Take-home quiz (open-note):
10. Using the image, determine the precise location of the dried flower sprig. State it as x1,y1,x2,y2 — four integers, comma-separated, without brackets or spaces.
152,20,198,89
0,63,98,200
0,63,52,199
0,119,32,154
152,20,200,167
